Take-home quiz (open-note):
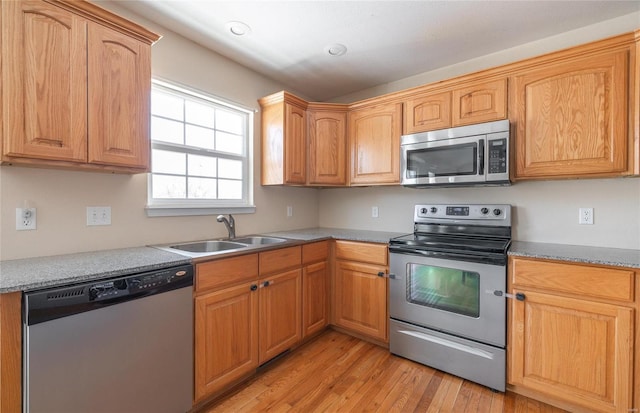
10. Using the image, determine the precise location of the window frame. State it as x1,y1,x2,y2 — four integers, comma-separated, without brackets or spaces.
146,79,255,217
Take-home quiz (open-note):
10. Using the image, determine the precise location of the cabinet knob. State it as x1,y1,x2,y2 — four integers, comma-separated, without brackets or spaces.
250,284,258,291
377,272,385,277
263,281,270,287
515,293,526,301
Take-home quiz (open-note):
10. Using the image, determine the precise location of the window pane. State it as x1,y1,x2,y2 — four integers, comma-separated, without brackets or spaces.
152,175,186,199
152,149,186,175
216,109,243,134
188,154,216,178
152,117,184,145
186,124,215,150
188,177,217,199
152,91,184,121
218,158,242,179
185,100,215,128
218,179,242,199
216,131,244,155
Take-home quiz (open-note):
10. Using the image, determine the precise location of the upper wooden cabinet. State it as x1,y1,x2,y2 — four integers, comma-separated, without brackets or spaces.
307,105,348,186
1,0,160,173
402,78,507,134
511,48,632,179
403,91,452,134
348,102,402,185
452,78,507,127
259,92,308,185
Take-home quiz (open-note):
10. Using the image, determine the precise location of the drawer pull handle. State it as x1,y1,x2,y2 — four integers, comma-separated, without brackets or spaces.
250,284,258,291
490,290,526,301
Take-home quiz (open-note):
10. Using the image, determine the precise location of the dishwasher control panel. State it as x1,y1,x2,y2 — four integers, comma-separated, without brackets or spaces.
90,266,194,301
25,264,194,325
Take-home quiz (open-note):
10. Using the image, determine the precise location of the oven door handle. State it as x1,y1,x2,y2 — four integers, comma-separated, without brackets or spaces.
487,290,525,301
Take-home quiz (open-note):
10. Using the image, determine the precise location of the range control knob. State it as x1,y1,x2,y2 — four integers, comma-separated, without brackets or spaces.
493,208,502,216
430,207,438,213
420,208,427,214
480,207,489,215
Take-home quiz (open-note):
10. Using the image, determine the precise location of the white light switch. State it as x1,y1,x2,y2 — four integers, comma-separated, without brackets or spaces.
87,206,111,226
372,206,379,218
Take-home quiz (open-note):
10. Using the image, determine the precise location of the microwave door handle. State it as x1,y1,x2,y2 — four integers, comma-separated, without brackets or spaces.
478,139,485,175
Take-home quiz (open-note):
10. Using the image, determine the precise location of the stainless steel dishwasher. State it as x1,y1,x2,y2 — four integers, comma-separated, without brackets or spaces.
23,264,194,413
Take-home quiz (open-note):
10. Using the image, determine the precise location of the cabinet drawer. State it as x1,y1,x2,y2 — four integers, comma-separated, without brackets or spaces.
511,258,635,302
302,241,329,265
196,254,259,293
259,246,302,275
334,240,388,266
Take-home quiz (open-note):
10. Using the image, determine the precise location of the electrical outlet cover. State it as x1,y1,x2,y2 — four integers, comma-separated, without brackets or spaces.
16,207,37,231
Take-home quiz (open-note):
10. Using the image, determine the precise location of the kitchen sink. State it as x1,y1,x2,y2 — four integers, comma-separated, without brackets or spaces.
153,235,292,257
232,236,287,245
169,240,247,253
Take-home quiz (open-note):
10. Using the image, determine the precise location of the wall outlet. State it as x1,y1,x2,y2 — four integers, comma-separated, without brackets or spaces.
87,206,111,226
371,206,379,218
578,207,594,225
16,208,37,231
286,206,293,217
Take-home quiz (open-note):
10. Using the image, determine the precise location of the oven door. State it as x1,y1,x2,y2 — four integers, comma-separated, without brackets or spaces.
401,135,485,186
389,251,506,347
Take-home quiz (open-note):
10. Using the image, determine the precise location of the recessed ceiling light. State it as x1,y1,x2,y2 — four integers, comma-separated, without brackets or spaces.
325,43,347,57
225,21,252,36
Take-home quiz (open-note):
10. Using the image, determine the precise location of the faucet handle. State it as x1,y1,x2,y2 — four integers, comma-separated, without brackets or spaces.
228,214,235,226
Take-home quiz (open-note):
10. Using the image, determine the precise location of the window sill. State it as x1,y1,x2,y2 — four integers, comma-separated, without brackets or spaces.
145,205,256,217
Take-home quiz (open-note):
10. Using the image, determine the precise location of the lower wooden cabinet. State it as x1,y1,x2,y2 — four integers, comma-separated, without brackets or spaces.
508,257,636,413
333,240,388,342
194,281,259,402
258,268,302,363
302,241,330,338
195,247,303,402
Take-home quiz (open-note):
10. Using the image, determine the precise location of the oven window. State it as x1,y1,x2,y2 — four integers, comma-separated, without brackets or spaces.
406,263,480,317
406,143,477,178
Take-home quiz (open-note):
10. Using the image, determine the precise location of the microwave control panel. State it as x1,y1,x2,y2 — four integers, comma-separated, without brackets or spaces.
488,138,508,174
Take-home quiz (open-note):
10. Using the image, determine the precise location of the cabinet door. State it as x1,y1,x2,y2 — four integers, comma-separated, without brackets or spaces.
259,268,302,363
403,91,452,134
302,261,328,338
349,102,402,185
334,260,388,341
87,23,151,169
195,282,259,402
308,110,347,185
284,103,307,184
2,1,87,162
511,50,629,178
451,78,507,127
510,290,633,413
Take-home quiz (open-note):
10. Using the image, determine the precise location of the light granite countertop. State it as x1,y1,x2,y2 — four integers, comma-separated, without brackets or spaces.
509,241,640,269
2,229,638,294
0,247,190,293
263,227,405,244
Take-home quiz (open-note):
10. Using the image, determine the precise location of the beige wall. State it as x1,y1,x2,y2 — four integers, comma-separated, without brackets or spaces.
0,4,319,261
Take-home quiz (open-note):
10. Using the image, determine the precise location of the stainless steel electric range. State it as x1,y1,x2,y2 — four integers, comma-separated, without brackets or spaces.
388,203,514,391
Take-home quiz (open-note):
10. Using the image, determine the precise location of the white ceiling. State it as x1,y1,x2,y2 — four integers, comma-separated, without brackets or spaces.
117,1,640,101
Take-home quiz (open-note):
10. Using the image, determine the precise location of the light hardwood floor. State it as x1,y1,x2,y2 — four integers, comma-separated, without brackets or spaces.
202,330,567,413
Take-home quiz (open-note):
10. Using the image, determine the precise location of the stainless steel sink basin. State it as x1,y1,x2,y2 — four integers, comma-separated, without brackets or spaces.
153,235,292,257
232,236,287,245
169,240,247,253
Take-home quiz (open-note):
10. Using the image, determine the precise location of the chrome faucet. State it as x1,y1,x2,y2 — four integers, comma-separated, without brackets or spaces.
216,214,235,239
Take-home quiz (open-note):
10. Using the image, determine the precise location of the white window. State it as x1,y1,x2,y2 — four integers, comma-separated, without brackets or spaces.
146,80,254,216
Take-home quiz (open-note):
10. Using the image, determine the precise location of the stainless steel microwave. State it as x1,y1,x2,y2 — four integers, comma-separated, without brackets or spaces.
400,119,510,187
